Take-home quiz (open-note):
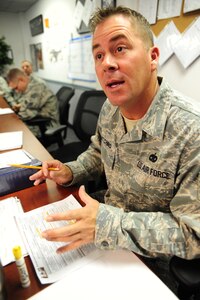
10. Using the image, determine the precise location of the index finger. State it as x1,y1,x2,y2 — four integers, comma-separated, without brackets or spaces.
41,160,61,176
45,208,84,223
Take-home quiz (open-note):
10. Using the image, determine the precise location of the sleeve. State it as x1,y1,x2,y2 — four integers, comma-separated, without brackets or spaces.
95,131,200,259
3,91,15,106
0,77,15,106
17,82,46,120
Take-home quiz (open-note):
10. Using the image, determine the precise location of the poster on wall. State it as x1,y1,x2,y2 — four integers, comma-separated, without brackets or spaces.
29,15,44,37
35,43,44,69
30,44,38,71
74,0,95,34
101,0,116,8
29,43,44,71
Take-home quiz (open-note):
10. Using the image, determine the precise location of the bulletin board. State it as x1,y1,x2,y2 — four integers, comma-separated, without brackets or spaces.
151,6,200,35
149,2,200,69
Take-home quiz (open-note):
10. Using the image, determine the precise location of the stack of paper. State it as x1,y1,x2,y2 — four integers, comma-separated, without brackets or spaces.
0,131,23,151
0,197,27,266
0,149,32,169
15,195,102,284
0,108,14,115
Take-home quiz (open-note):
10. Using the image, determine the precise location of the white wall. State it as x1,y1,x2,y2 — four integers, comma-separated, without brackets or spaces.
0,12,24,74
21,0,102,89
0,0,199,101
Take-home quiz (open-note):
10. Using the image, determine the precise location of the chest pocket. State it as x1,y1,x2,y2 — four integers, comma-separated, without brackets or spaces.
119,141,176,212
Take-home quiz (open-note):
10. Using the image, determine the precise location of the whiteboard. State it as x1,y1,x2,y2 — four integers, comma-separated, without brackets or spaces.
68,34,96,82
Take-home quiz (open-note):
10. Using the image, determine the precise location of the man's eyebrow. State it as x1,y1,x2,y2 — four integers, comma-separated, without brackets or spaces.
92,34,128,52
92,43,100,52
110,33,127,43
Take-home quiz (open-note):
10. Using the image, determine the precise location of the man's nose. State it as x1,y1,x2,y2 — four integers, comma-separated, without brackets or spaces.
102,54,118,72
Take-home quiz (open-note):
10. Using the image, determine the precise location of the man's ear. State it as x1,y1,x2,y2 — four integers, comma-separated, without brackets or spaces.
150,46,159,69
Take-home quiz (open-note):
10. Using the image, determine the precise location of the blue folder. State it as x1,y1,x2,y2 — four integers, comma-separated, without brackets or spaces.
0,158,41,196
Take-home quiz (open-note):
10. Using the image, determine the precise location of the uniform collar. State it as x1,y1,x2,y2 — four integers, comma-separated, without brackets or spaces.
140,77,172,140
108,77,172,141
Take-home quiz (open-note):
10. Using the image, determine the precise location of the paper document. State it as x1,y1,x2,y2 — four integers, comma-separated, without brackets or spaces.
15,194,103,284
173,17,200,68
138,0,158,25
183,0,200,13
157,0,182,20
0,108,14,115
156,21,181,66
0,197,27,266
0,149,32,168
0,131,23,151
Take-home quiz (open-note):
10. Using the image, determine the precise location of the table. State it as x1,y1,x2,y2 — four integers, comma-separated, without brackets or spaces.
0,96,78,300
29,249,178,300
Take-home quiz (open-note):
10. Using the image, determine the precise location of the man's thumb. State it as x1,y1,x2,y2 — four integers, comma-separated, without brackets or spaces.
78,185,92,206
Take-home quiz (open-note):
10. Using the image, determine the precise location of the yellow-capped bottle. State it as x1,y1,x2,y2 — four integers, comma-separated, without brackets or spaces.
12,246,30,288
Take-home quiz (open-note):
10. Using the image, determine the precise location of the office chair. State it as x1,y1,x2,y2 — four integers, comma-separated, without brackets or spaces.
26,85,75,147
50,89,107,193
50,89,107,162
169,256,200,300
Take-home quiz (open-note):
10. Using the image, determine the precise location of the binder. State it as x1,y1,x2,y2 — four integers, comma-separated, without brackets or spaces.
0,158,41,196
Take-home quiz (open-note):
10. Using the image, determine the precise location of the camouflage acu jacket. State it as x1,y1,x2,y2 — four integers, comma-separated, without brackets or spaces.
66,77,200,259
0,76,14,104
9,76,59,136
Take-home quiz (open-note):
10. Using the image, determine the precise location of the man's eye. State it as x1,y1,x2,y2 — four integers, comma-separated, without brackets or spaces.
117,46,124,52
96,53,102,60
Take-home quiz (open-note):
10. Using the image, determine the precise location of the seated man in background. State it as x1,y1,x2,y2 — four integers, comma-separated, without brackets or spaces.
6,68,59,137
21,59,34,76
21,59,45,84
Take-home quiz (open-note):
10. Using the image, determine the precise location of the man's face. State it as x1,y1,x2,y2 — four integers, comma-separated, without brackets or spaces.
92,14,158,114
21,62,32,76
9,77,28,93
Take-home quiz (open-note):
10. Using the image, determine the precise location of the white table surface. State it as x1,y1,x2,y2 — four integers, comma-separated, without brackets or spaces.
29,249,178,300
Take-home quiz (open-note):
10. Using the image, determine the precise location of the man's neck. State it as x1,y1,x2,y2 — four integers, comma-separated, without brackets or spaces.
120,77,159,120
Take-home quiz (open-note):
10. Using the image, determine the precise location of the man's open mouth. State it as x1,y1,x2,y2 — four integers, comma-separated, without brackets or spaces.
106,80,125,88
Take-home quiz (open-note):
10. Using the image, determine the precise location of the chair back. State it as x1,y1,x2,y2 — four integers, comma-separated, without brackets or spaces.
73,90,107,141
56,86,75,125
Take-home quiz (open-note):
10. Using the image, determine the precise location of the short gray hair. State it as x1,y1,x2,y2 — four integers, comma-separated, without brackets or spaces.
89,6,154,48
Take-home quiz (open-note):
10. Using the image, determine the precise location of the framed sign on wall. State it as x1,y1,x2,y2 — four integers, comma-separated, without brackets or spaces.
101,0,116,8
29,15,44,37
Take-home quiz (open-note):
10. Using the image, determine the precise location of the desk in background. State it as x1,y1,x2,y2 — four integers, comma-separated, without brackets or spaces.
0,96,178,300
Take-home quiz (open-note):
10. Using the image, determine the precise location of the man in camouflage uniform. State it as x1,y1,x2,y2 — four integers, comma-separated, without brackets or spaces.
21,59,46,85
21,59,35,77
30,6,200,294
7,68,59,137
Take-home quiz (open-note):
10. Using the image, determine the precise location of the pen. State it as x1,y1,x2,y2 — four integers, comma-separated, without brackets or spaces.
9,164,58,171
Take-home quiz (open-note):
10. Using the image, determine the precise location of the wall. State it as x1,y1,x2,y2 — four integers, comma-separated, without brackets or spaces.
0,12,24,75
0,0,199,101
21,0,102,90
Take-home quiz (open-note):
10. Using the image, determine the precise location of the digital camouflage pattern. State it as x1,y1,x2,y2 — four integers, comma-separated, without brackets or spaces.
7,76,59,136
66,77,200,259
0,76,14,104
